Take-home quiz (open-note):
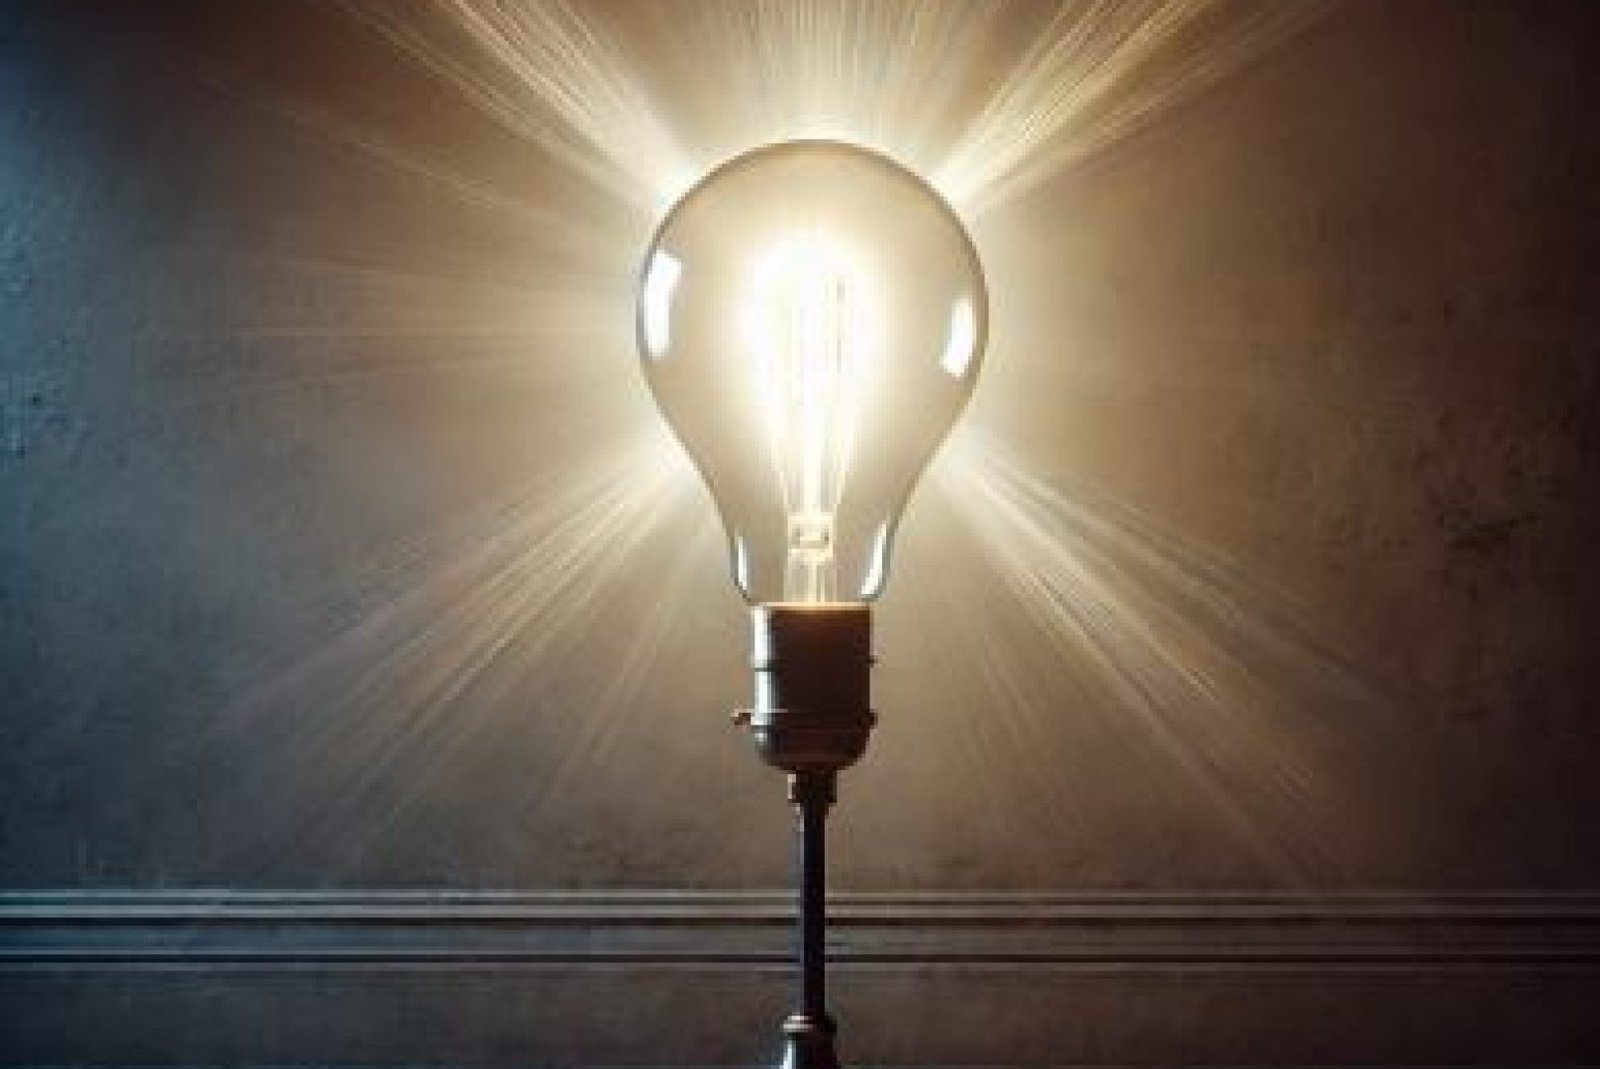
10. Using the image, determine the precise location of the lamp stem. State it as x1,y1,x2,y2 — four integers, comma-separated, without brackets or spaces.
796,771,832,1019
782,770,841,1069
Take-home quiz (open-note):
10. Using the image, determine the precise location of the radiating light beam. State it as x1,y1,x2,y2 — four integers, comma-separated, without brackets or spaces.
169,437,705,868
343,0,691,218
936,0,1335,215
929,427,1413,882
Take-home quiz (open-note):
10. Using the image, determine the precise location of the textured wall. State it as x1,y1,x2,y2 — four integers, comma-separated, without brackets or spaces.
3,0,1599,1063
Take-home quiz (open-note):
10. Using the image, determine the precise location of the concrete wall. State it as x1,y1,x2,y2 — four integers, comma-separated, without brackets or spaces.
3,1,1599,1063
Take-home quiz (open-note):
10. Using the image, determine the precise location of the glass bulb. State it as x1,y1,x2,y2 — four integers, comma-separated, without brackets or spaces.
637,141,987,604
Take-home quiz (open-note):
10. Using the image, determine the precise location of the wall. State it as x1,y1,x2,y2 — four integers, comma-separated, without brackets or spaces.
3,1,1599,1063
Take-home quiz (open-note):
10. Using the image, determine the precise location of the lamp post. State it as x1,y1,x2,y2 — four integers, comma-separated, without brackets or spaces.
636,140,987,1069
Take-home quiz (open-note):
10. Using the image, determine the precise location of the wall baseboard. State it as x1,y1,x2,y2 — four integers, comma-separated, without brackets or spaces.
4,887,1600,967
3,889,1599,1065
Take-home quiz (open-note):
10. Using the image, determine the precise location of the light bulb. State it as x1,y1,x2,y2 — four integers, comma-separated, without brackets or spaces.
637,145,988,1062
637,140,987,605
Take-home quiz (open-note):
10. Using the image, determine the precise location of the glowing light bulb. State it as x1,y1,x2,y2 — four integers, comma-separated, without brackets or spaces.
638,141,987,604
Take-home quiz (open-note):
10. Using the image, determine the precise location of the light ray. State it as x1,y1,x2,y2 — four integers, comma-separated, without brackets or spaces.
599,0,1003,204
332,3,1331,233
170,436,701,869
527,511,712,815
929,427,1414,881
188,44,612,256
343,0,690,218
936,0,1334,215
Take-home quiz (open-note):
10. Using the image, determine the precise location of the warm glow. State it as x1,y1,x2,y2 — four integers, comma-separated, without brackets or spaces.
740,234,878,602
638,141,986,606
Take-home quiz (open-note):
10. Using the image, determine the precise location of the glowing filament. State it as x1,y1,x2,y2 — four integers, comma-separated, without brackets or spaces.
741,235,874,601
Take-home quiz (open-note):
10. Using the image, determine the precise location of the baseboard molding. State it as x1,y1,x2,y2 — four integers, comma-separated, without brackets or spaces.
4,888,1599,968
3,889,1599,1065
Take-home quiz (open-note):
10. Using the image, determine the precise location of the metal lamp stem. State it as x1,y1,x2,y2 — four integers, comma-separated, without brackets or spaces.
782,771,839,1069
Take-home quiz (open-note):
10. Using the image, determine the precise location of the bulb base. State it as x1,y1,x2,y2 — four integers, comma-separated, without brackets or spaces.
740,603,875,775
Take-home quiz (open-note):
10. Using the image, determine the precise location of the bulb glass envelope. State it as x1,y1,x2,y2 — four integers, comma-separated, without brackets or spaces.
638,141,987,604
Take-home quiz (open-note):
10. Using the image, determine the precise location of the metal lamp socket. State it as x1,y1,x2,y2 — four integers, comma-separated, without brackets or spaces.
739,602,876,776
